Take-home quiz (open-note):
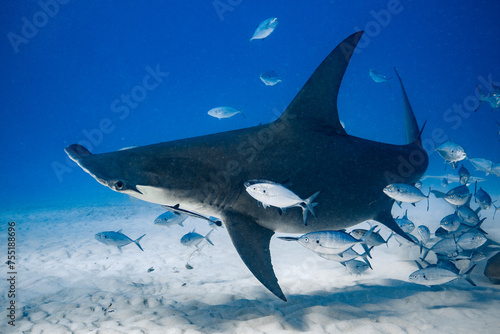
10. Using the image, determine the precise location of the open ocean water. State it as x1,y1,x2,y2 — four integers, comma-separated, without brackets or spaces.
1,1,499,209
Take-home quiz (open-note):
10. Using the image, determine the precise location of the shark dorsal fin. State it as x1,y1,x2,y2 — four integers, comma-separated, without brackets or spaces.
117,229,123,233
274,31,364,135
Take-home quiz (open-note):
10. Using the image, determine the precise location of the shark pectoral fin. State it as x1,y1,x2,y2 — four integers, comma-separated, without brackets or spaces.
375,211,415,244
222,211,287,301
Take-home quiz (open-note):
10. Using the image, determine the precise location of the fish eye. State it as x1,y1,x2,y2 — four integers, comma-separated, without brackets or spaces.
263,190,266,193
304,237,309,242
316,239,320,244
115,181,124,190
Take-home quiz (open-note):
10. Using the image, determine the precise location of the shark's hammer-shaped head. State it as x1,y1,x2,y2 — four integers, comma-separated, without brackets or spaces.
65,143,209,210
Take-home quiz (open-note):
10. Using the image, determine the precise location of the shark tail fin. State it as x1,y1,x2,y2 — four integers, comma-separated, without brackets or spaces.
204,229,215,246
494,204,500,220
134,234,146,251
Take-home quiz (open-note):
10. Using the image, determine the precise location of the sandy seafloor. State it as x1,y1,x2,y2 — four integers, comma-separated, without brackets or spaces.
1,193,500,334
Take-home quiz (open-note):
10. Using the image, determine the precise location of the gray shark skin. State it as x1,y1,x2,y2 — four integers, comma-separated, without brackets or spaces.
65,32,428,301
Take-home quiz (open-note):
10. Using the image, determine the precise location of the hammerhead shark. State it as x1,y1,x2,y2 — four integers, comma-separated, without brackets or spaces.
65,31,428,301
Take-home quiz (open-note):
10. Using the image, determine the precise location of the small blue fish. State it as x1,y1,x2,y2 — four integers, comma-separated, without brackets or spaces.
431,185,470,206
475,84,500,111
180,229,214,248
350,228,391,247
250,17,278,41
409,265,476,286
208,106,245,119
369,69,391,87
457,230,487,250
383,183,430,210
260,71,282,86
440,213,462,232
154,211,188,227
474,182,492,210
278,225,376,258
342,259,371,275
458,165,470,185
417,225,430,245
468,158,493,175
95,230,145,251
435,141,467,169
394,210,415,233
316,247,373,269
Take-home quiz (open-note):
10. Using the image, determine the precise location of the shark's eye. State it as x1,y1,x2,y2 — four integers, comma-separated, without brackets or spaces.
303,237,309,242
115,181,124,190
263,190,266,193
316,239,320,244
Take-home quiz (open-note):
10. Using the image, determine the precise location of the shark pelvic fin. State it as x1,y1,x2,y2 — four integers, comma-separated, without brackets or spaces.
222,211,286,301
275,31,364,136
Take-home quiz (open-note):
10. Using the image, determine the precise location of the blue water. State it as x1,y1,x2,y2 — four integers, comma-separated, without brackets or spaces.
1,0,499,209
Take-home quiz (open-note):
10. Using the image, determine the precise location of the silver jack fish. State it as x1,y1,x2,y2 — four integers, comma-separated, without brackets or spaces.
245,179,320,226
95,230,146,251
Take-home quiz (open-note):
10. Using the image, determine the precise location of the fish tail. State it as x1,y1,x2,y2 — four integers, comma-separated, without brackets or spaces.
421,244,431,260
360,225,377,259
134,234,146,251
474,87,484,112
305,191,321,217
494,204,500,220
462,264,477,287
360,247,374,269
385,231,394,247
426,187,431,211
204,229,215,246
419,241,425,255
